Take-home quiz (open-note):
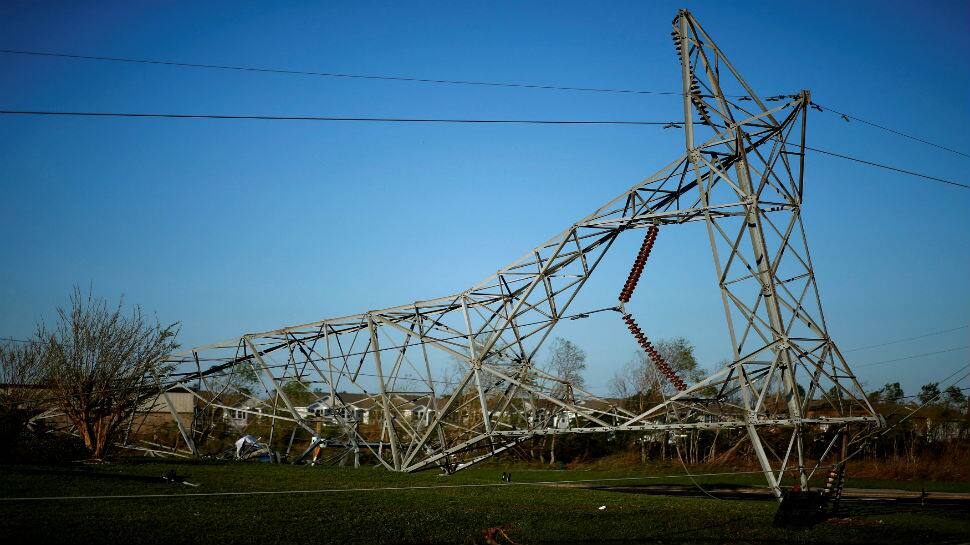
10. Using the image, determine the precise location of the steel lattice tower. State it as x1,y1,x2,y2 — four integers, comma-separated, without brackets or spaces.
152,9,879,498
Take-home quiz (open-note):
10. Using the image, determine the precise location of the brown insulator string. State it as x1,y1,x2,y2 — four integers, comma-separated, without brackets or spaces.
622,313,687,391
671,27,714,128
618,226,687,391
619,225,658,303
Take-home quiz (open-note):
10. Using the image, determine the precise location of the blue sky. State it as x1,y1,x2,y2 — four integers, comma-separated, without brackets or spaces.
1,0,967,396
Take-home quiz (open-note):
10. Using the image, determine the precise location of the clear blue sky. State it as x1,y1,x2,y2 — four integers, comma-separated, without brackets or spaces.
1,0,967,397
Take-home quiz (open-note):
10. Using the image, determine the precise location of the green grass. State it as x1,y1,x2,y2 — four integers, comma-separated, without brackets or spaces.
475,464,970,494
1,460,967,544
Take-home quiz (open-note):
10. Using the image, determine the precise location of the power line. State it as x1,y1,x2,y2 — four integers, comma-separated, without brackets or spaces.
4,48,967,159
0,48,687,97
842,325,969,353
0,336,36,344
856,345,970,369
813,102,970,159
802,145,969,189
0,110,674,126
2,109,965,189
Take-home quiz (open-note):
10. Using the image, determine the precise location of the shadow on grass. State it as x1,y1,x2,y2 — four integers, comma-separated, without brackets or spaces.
5,466,191,485
834,498,970,519
537,514,797,545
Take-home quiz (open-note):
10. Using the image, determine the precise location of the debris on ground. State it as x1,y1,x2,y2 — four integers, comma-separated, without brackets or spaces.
161,469,200,487
826,517,885,526
234,435,274,462
482,526,520,545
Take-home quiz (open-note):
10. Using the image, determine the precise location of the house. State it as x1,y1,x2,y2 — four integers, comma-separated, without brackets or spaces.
302,393,374,425
220,394,267,430
405,401,437,425
132,385,198,431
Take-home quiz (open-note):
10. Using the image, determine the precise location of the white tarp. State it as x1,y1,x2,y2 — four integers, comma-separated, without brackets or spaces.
234,435,269,460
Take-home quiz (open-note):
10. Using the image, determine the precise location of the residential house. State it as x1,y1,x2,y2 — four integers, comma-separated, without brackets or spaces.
302,393,374,425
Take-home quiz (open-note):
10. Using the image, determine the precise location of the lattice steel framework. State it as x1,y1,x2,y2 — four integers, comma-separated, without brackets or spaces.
152,10,878,498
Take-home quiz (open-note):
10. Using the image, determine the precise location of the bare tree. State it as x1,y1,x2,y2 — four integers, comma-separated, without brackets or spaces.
0,340,45,458
544,337,587,394
610,337,711,463
610,337,706,410
541,337,586,465
40,289,178,459
609,351,661,413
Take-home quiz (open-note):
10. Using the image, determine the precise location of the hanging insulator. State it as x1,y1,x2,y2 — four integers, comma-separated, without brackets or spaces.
618,227,660,303
619,293,686,391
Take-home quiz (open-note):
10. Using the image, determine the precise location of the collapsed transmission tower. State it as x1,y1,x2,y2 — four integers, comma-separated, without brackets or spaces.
152,9,879,498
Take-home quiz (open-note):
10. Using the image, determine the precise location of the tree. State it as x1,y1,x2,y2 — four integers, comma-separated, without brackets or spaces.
280,379,317,406
40,289,178,459
544,337,587,394
878,382,904,404
612,337,716,464
609,351,661,412
209,362,260,396
542,337,586,465
648,338,706,461
611,337,706,406
943,385,966,408
0,340,44,458
917,382,941,405
609,338,711,463
654,337,705,383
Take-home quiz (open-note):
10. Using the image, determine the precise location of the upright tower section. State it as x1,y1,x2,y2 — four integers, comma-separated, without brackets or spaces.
671,9,876,491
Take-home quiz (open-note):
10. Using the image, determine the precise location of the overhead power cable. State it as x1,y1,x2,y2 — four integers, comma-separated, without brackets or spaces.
856,345,970,369
2,109,965,189
4,48,967,158
803,145,970,189
0,110,673,126
0,336,35,344
0,48,687,97
813,102,970,159
842,325,969,353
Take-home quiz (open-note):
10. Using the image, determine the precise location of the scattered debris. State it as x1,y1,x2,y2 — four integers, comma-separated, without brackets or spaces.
598,505,607,510
161,469,199,487
826,517,885,526
234,435,274,462
483,526,520,545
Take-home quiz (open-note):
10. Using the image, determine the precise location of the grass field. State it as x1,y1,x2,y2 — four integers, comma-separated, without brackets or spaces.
1,460,968,544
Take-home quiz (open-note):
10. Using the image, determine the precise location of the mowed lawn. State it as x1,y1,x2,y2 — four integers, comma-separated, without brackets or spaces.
1,460,967,544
